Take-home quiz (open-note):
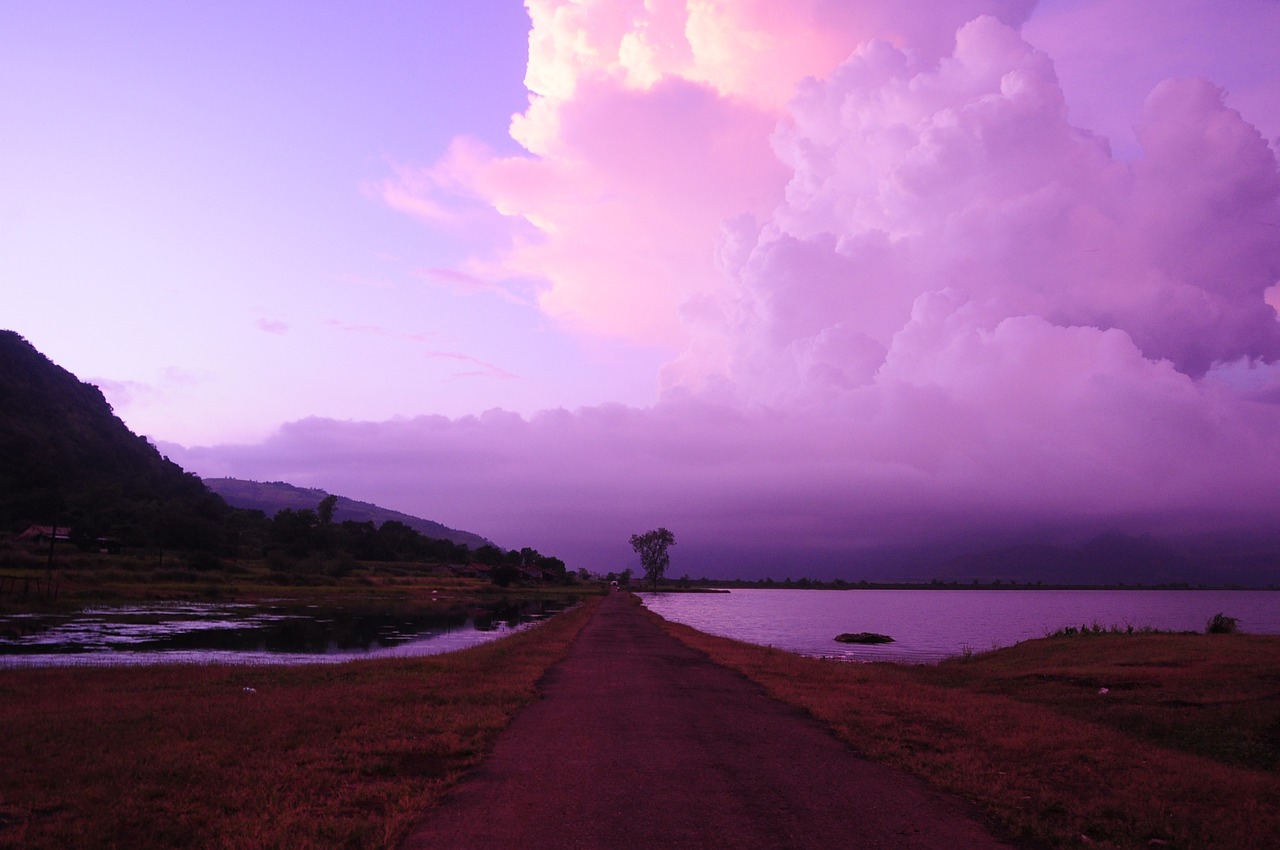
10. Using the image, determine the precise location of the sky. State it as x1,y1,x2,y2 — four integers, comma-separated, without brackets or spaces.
4,0,1280,577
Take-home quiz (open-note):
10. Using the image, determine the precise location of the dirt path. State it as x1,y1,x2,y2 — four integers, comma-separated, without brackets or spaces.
398,592,1016,849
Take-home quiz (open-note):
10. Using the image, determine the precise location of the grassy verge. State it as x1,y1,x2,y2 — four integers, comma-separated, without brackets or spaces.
654,610,1280,849
0,548,601,616
0,596,599,849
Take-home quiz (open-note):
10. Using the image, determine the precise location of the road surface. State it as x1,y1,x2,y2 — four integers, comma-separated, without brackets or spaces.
399,592,1016,849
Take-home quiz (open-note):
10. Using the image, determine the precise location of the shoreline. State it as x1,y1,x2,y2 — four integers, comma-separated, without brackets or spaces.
663,580,1280,591
2,596,1276,848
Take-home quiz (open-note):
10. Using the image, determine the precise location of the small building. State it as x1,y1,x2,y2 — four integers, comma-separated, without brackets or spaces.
519,565,549,583
95,537,123,554
17,525,72,546
451,563,493,579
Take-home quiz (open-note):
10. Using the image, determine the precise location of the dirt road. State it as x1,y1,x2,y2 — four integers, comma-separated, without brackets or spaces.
398,592,1016,849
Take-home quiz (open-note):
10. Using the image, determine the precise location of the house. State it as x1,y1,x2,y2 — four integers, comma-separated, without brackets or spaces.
17,525,72,545
451,563,493,579
95,537,122,554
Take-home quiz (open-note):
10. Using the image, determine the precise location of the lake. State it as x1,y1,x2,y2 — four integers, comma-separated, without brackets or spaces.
0,597,572,667
640,588,1280,663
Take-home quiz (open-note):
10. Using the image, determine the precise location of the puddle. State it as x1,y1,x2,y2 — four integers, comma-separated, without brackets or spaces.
0,598,573,667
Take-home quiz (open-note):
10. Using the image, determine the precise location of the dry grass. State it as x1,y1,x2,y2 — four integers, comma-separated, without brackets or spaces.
0,596,599,849
923,632,1280,772
7,590,1276,849
655,610,1280,850
0,549,598,618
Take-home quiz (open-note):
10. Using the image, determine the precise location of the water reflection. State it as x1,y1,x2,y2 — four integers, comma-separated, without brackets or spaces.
0,598,573,667
641,588,1280,663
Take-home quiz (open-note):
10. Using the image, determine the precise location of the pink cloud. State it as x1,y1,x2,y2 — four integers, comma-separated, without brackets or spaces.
681,17,1280,403
94,367,205,416
383,85,786,346
92,378,156,410
381,0,1038,347
415,267,531,305
180,3,1280,577
255,318,289,335
322,320,519,380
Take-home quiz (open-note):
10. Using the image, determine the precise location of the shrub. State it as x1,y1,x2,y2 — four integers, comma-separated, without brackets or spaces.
186,551,223,572
1206,613,1239,634
324,555,359,578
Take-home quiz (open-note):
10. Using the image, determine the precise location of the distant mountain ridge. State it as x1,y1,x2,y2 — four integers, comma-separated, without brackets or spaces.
0,329,492,556
936,529,1280,587
204,477,492,550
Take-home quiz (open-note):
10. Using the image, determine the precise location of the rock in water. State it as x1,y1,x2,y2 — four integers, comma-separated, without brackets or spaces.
834,632,895,644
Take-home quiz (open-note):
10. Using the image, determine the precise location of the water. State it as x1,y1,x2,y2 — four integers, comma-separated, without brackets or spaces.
641,588,1280,663
0,597,572,667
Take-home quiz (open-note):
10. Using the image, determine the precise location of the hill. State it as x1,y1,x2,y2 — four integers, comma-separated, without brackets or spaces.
0,330,226,548
0,330,561,574
204,477,491,549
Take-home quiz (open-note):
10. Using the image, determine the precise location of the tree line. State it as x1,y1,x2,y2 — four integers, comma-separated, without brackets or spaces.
263,495,567,581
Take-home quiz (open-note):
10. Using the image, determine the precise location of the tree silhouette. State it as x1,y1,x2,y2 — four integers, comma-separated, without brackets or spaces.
629,528,676,591
317,494,338,525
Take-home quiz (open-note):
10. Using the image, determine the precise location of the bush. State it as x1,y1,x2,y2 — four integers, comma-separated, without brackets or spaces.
1206,613,1239,634
186,551,224,572
324,556,359,578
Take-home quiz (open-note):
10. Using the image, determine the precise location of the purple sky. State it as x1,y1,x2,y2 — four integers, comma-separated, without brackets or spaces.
5,1,1280,576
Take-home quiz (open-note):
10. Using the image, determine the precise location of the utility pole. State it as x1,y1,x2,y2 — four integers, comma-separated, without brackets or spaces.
45,518,59,599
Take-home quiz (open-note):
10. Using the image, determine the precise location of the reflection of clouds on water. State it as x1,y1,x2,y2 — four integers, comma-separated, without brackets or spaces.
642,590,1280,664
0,599,572,668
6,603,299,650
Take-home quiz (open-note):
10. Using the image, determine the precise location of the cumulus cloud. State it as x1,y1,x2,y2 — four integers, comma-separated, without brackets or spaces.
685,17,1280,404
181,1,1280,575
379,0,1038,346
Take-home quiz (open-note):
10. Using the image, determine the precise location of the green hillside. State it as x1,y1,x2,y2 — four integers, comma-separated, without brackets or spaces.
0,331,551,579
205,477,491,549
0,330,227,549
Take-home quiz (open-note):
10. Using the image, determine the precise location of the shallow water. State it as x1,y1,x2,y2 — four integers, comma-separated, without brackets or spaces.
641,588,1280,663
0,597,572,667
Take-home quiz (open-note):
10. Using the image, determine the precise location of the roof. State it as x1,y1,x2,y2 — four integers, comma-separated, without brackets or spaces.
18,525,72,540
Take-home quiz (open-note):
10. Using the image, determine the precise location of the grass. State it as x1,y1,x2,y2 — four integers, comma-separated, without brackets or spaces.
654,609,1280,849
0,548,599,619
5,586,1277,849
0,596,600,849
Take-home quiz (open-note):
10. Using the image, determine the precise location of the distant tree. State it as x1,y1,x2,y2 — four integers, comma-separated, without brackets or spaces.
629,528,676,591
1207,613,1239,634
375,520,421,558
317,494,338,526
270,508,319,557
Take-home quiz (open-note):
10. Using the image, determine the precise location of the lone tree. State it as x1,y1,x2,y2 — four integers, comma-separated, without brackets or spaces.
629,527,676,591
